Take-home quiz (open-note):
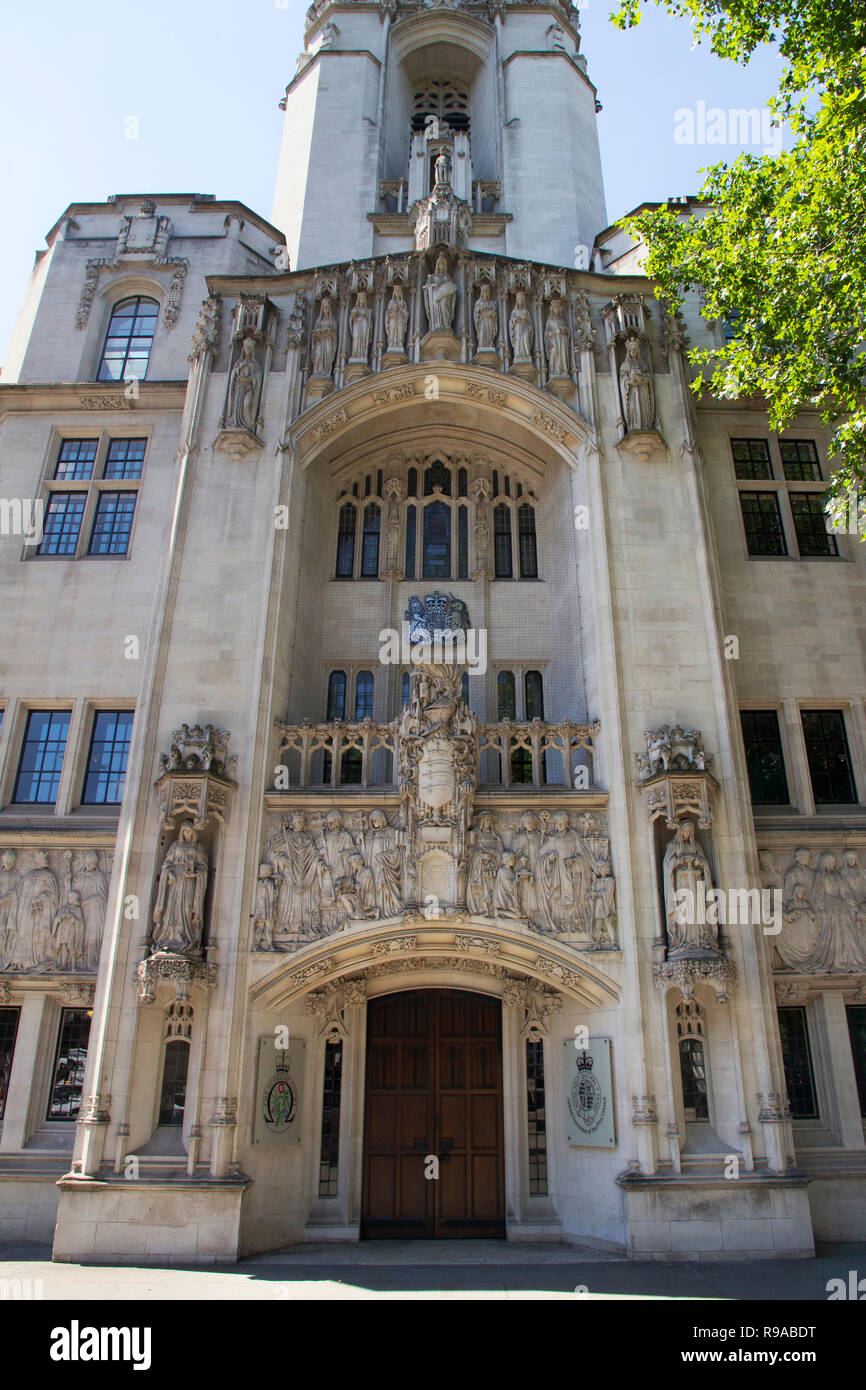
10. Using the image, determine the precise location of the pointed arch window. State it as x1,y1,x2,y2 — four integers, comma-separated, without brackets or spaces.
158,1040,190,1126
457,504,469,579
423,500,451,578
518,503,538,578
354,671,374,720
326,671,347,721
494,503,513,578
335,504,356,578
525,670,544,721
405,504,416,579
360,503,381,577
497,671,516,720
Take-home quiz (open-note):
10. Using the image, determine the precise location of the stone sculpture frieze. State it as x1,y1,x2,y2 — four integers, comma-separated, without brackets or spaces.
0,847,111,975
762,846,866,974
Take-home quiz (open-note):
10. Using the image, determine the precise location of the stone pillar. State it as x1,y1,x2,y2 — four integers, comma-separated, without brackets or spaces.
0,994,51,1151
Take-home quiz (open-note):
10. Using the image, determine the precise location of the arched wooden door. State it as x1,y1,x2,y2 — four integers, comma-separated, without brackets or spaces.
361,989,506,1238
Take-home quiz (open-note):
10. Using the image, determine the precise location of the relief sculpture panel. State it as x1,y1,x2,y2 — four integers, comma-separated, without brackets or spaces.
0,847,111,975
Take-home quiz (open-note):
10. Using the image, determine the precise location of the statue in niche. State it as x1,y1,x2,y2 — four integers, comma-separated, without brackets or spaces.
474,282,498,351
511,810,542,921
473,511,490,570
466,812,503,915
52,857,85,972
73,849,108,970
537,810,586,932
586,836,616,947
662,818,718,955
273,812,325,939
349,290,373,362
385,285,408,354
20,851,59,970
252,862,276,951
494,851,521,919
812,852,866,972
544,296,570,377
841,850,866,925
424,253,457,332
226,338,263,432
384,507,401,570
434,148,452,187
619,332,655,431
367,809,403,917
151,823,208,956
0,851,21,971
509,290,534,362
311,296,337,377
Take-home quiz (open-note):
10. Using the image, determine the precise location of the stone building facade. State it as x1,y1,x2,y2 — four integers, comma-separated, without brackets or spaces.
0,0,864,1263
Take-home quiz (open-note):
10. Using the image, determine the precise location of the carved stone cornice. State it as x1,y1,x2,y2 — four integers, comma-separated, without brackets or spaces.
639,771,716,830
136,953,218,1004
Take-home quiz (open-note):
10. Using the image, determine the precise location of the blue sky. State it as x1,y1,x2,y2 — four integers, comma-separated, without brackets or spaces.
0,0,784,364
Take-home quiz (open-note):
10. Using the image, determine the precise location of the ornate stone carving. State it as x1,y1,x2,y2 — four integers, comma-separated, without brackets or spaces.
0,847,111,976
150,824,209,958
74,208,187,331
189,295,221,359
769,846,866,974
662,818,720,959
602,293,662,446
156,725,237,831
530,411,568,444
225,338,263,432
572,291,595,352
215,295,276,458
637,726,713,778
619,332,656,432
473,281,498,362
410,143,473,252
383,284,409,363
757,1091,790,1123
347,290,373,379
632,1094,658,1125
136,954,217,1004
509,290,534,367
544,297,570,380
421,252,460,361
654,956,737,1002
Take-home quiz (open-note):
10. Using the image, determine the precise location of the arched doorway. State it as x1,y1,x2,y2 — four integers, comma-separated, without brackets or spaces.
361,988,505,1238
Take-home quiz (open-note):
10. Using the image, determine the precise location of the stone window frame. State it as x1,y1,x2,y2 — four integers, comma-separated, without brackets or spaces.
0,696,134,819
728,431,844,563
798,704,861,808
333,454,542,583
26,427,150,564
738,706,792,808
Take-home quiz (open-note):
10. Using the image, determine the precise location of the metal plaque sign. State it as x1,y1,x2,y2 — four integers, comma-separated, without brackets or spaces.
254,1035,305,1146
563,1037,615,1147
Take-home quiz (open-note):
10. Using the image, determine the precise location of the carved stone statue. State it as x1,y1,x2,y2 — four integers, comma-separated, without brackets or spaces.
777,850,823,971
226,337,263,432
812,852,866,972
321,810,357,896
466,812,503,915
0,851,21,971
367,809,403,917
252,862,276,950
663,819,718,956
338,851,379,922
20,852,59,970
349,291,373,362
52,859,85,972
273,812,325,940
494,851,521,919
537,810,587,932
511,810,542,921
424,253,457,332
544,296,570,378
473,282,498,351
586,835,616,948
619,332,655,431
509,290,534,362
311,296,337,377
385,285,408,354
473,511,490,571
384,507,401,570
151,823,208,956
73,850,108,970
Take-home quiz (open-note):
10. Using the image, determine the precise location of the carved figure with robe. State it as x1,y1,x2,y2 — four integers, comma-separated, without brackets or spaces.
349,290,373,361
424,254,457,332
385,285,409,353
662,819,717,955
619,333,655,431
474,281,498,350
151,823,208,956
544,296,570,377
511,810,542,922
274,812,325,938
466,812,503,915
812,852,866,971
367,809,403,917
0,851,21,971
73,849,108,970
311,296,337,377
253,862,276,951
19,851,59,969
494,851,520,918
509,290,534,361
226,337,262,432
537,810,586,932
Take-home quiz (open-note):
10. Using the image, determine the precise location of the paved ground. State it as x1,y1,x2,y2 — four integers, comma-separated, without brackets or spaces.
1,1238,864,1299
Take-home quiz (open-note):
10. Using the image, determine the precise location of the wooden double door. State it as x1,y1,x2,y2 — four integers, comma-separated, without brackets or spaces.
361,989,506,1238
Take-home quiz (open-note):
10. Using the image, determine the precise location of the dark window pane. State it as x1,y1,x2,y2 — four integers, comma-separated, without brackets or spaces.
47,1009,91,1120
354,671,374,720
526,1039,548,1196
802,709,857,804
679,1038,709,1120
457,504,468,579
847,1007,866,1118
158,1040,189,1126
404,504,416,578
104,438,146,480
518,503,538,578
497,671,516,720
780,439,821,481
37,492,86,556
54,439,98,481
97,296,158,382
360,503,380,577
740,709,789,805
319,1040,343,1197
494,503,512,578
336,504,356,577
82,709,133,805
401,672,410,707
423,500,451,578
407,467,417,498
14,709,70,804
88,492,136,555
457,467,467,497
777,1007,818,1119
731,438,771,480
525,671,544,721
326,672,346,721
0,1009,20,1121
739,491,787,556
790,492,838,557
424,459,451,496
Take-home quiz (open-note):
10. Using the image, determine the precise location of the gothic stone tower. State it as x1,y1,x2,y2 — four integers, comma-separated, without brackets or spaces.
1,0,863,1265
